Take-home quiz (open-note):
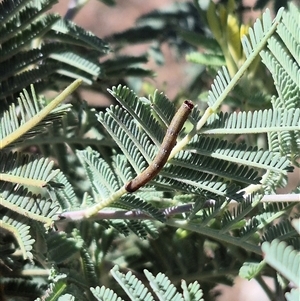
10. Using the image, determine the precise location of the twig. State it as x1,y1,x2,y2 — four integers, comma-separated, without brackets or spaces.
56,193,299,223
56,203,194,223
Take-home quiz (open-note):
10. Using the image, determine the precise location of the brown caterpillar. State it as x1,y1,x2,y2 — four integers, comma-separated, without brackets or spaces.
125,100,194,193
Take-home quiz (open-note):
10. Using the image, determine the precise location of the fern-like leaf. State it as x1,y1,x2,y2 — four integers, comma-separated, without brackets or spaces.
0,14,60,61
116,195,165,222
171,151,261,185
277,4,299,64
46,231,84,264
204,109,300,135
76,232,98,287
97,105,156,174
0,0,28,25
182,280,204,301
108,85,165,146
34,270,68,301
285,288,300,301
0,151,61,186
262,219,297,242
144,269,183,301
148,90,176,126
77,148,120,198
2,279,45,300
50,18,110,54
262,239,300,285
51,171,79,210
111,265,154,301
0,85,72,147
220,194,261,233
0,213,35,260
187,136,291,174
50,51,101,77
160,164,242,200
91,285,124,301
1,63,60,100
91,265,204,301
204,8,283,111
0,43,66,81
1,184,59,226
258,5,300,164
240,202,295,241
239,261,266,280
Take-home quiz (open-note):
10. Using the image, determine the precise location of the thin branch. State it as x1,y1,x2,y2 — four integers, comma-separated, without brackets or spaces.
56,193,299,223
56,203,194,222
0,79,83,149
261,194,300,202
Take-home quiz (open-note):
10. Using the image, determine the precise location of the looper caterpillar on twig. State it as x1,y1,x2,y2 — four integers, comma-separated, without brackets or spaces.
125,100,194,193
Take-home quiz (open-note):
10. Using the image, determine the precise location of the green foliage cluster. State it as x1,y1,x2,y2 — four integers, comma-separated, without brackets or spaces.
0,0,299,300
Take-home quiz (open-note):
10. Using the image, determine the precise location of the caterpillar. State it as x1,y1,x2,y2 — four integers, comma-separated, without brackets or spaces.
125,100,194,193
